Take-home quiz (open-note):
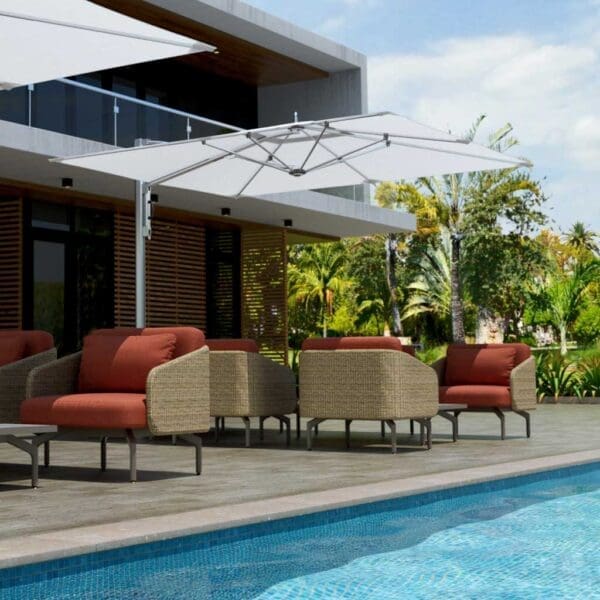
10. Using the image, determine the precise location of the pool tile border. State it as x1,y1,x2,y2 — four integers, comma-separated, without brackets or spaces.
1,448,599,570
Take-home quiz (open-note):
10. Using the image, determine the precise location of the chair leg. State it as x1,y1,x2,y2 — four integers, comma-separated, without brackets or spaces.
410,419,415,435
100,436,108,471
214,417,220,443
419,421,424,446
345,419,352,449
259,416,266,441
278,415,291,447
415,418,432,449
125,429,137,482
380,420,385,439
492,408,506,440
514,410,531,438
242,416,251,448
179,434,203,475
44,440,50,467
306,418,324,450
385,420,397,454
314,423,319,436
296,409,301,440
220,417,226,433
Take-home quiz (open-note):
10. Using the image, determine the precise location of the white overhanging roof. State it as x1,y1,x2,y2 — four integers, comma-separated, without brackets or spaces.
0,0,214,90
55,112,532,198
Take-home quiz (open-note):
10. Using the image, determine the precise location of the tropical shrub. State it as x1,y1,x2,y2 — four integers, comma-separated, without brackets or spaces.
535,352,578,401
573,304,600,347
574,358,600,397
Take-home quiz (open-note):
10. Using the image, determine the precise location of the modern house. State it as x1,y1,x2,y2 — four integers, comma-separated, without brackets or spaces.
0,0,413,362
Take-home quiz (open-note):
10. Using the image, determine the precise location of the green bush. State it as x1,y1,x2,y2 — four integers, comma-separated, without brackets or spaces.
417,345,447,364
574,358,600,397
574,304,600,346
535,352,578,400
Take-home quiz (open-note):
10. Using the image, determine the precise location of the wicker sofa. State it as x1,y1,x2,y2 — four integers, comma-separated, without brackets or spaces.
22,327,209,481
0,330,56,423
206,339,297,447
299,337,438,453
432,343,537,439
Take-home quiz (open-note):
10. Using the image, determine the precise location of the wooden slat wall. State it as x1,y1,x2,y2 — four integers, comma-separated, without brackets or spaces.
0,198,22,329
113,212,207,329
241,228,288,364
114,212,136,326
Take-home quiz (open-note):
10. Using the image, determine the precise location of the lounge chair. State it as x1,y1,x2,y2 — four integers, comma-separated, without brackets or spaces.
22,327,209,481
0,330,56,423
206,339,297,447
432,343,536,439
299,337,438,453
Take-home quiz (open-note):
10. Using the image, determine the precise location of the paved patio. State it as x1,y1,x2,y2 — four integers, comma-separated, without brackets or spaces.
1,405,599,544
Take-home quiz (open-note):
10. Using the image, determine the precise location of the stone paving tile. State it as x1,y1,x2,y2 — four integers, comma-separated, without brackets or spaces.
0,405,598,542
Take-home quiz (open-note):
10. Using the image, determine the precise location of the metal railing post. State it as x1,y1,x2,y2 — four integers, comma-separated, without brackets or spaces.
113,97,119,146
27,84,34,126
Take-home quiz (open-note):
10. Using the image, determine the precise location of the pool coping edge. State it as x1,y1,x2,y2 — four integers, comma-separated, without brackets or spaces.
1,448,599,569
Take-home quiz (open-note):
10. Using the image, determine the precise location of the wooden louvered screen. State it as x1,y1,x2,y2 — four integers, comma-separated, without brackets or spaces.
113,211,207,329
0,198,23,329
114,212,136,326
241,228,288,364
206,229,240,338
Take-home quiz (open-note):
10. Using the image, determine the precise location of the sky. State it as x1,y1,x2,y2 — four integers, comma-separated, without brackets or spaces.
246,0,600,233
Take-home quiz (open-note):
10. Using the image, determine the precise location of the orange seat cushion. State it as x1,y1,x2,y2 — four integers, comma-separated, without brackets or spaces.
0,335,26,367
0,330,53,359
302,336,404,352
445,345,517,387
206,339,259,353
439,385,512,409
21,394,147,429
78,333,176,393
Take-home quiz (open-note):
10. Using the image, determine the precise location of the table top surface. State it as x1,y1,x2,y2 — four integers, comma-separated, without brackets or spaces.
438,403,468,411
0,424,57,436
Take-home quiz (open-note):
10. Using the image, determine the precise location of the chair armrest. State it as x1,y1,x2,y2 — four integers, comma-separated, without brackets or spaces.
430,358,446,385
146,346,210,435
300,350,438,420
510,356,537,411
26,351,81,400
247,353,297,416
0,348,57,422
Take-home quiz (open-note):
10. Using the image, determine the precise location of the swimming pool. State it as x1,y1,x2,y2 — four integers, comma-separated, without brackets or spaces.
1,462,598,599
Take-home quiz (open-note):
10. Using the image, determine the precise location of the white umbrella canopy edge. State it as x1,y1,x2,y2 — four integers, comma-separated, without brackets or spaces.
0,0,214,90
53,112,533,198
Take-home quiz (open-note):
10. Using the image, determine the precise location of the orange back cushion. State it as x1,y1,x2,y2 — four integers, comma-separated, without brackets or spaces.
141,327,205,357
79,334,176,393
302,336,404,352
445,345,517,387
206,339,259,353
0,335,26,367
0,330,53,358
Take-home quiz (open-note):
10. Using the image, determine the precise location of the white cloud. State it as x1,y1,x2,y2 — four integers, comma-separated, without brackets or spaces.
367,30,600,230
315,15,347,36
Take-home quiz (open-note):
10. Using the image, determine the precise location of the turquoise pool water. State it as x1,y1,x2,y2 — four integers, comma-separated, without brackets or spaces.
1,462,599,599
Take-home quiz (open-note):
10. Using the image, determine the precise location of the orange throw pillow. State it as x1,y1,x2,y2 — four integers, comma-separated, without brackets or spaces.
206,339,259,353
445,346,517,387
78,333,176,393
302,337,404,352
0,335,26,367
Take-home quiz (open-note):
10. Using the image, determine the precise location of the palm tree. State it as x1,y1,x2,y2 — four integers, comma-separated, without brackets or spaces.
540,259,600,355
288,243,351,338
403,234,451,322
564,222,598,256
418,116,539,342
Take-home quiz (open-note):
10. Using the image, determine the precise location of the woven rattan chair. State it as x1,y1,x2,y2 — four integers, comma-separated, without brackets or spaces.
299,337,438,453
432,343,537,439
0,330,56,423
207,339,297,447
22,327,209,481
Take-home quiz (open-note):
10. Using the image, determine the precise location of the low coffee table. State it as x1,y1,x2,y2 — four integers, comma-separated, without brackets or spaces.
0,424,57,488
437,404,467,442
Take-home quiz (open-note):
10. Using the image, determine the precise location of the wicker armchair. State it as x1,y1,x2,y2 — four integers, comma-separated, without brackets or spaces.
23,327,209,481
432,343,537,439
206,339,297,447
0,331,56,423
299,337,438,453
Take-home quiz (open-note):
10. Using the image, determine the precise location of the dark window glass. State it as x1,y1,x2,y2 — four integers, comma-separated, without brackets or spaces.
0,86,28,125
33,240,65,352
206,229,241,338
31,201,69,231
